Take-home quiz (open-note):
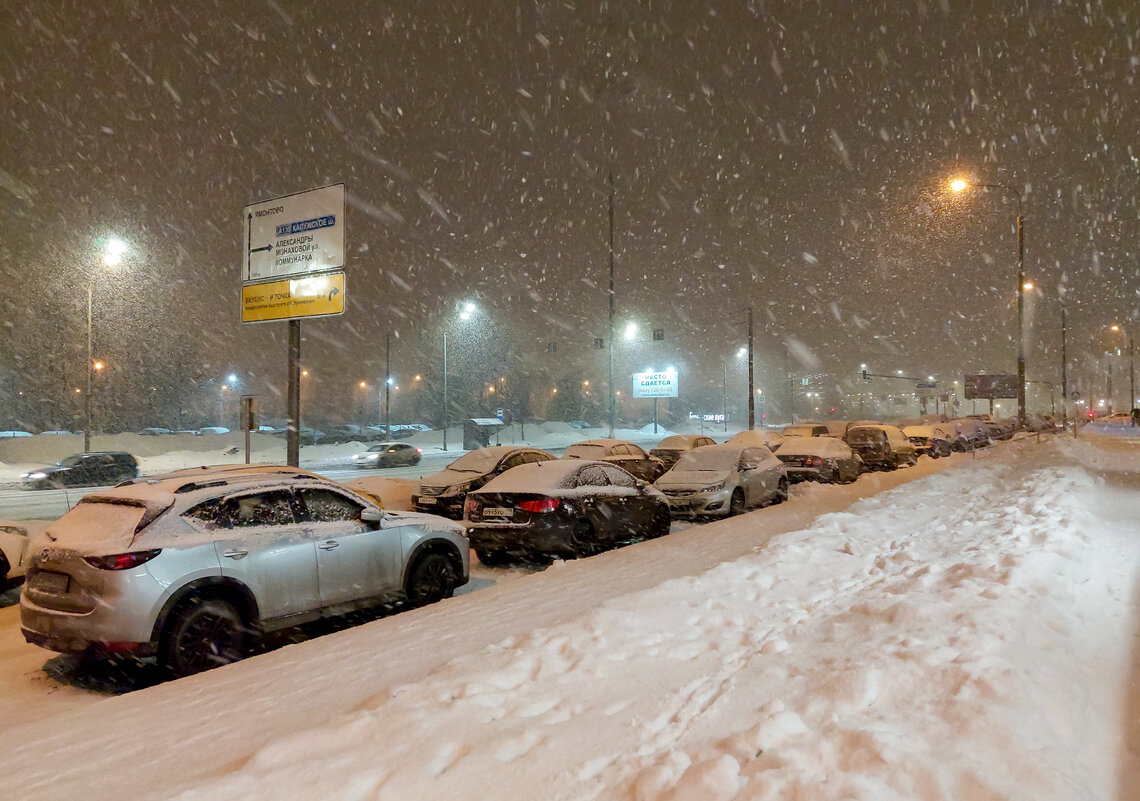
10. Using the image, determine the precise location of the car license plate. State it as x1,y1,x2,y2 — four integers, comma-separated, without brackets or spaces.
483,507,514,518
34,571,69,594
417,496,436,505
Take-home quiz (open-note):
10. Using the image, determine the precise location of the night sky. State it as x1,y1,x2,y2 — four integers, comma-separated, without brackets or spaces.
2,0,1138,426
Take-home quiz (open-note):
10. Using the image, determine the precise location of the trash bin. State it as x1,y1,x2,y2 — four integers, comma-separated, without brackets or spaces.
463,418,505,450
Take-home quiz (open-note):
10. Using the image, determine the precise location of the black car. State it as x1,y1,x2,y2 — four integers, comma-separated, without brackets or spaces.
19,452,139,490
464,459,671,565
412,446,555,518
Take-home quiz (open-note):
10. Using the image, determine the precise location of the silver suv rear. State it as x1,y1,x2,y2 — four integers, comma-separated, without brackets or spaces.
20,465,469,676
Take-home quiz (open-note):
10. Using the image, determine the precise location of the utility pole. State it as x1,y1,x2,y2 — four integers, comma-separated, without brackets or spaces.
607,171,616,439
722,363,728,433
747,306,755,430
384,333,391,430
1061,302,1068,432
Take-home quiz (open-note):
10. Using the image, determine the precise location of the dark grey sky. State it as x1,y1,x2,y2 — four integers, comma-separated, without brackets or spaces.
2,0,1137,422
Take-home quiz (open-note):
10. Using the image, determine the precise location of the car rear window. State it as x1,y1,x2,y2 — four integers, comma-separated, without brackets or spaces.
848,429,886,443
47,500,150,551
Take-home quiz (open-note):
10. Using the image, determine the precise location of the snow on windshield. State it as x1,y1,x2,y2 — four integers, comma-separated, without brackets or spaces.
671,447,741,473
777,437,851,457
446,449,504,473
564,443,608,459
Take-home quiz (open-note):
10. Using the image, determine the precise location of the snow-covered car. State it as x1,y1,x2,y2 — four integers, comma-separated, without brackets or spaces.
1,522,31,589
463,460,670,564
20,452,139,490
0,430,32,439
648,434,718,470
412,446,556,518
20,464,469,677
138,427,172,436
725,429,785,452
843,425,917,470
775,437,863,483
563,439,666,482
352,441,423,468
902,425,953,458
781,424,831,438
197,426,230,435
654,443,788,517
946,418,991,450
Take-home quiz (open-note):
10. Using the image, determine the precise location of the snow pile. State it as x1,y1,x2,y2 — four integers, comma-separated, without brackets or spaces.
2,436,1137,800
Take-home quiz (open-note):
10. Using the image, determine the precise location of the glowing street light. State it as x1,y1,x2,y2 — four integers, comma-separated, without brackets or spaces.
443,301,479,450
948,175,1027,428
85,237,129,452
624,322,638,341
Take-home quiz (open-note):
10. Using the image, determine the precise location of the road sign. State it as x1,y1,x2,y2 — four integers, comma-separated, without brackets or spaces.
241,273,345,324
633,370,679,399
964,374,1018,400
243,183,345,283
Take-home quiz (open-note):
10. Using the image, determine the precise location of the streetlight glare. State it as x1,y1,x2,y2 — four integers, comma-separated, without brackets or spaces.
227,373,238,384
1023,281,1035,291
949,179,968,192
737,347,747,358
624,322,638,340
102,237,128,267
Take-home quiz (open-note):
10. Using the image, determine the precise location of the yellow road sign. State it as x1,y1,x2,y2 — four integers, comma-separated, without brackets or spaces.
241,272,345,323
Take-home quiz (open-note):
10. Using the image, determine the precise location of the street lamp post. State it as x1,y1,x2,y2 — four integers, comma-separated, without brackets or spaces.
442,302,477,451
84,238,127,453
950,178,1027,429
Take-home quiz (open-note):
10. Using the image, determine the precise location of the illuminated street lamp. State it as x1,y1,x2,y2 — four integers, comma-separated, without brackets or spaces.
85,238,128,452
950,176,1027,429
1107,324,1135,418
442,301,479,450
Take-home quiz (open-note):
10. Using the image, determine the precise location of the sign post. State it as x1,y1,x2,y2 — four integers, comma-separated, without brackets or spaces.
242,183,345,466
633,369,679,434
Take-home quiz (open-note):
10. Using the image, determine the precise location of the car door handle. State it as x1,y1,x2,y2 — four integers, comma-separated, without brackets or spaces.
222,549,248,560
318,540,340,551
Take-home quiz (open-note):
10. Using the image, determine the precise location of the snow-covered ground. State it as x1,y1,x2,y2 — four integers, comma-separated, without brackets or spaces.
1,430,1137,800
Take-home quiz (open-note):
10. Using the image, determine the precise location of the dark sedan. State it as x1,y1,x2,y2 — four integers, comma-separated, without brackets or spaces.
464,459,671,565
562,439,666,482
412,446,555,518
19,452,138,490
774,437,862,483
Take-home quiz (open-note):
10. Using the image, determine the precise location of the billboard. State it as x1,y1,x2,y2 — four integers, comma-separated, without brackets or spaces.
964,374,1019,400
633,370,679,399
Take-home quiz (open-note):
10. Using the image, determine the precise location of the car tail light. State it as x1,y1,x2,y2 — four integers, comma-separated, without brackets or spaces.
83,550,162,570
464,497,478,517
416,448,423,454
519,498,560,513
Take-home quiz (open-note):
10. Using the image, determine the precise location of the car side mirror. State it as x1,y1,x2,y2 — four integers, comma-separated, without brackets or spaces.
634,479,647,490
740,462,758,471
361,507,384,527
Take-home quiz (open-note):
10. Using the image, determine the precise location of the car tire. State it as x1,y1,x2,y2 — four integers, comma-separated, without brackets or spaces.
650,505,671,538
160,597,249,678
570,518,599,556
772,478,789,505
405,552,458,607
729,489,746,516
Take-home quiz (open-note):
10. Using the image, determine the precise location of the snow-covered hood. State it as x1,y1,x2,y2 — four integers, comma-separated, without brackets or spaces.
655,469,732,491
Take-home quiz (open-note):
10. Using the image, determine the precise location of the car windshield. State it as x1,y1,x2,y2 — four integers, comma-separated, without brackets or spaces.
56,455,83,467
848,429,886,443
564,443,608,459
672,448,740,472
446,449,503,473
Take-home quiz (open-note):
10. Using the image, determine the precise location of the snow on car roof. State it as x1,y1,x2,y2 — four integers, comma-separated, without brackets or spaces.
902,425,950,437
775,437,852,457
726,430,783,447
671,443,750,472
476,459,592,493
654,434,709,448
